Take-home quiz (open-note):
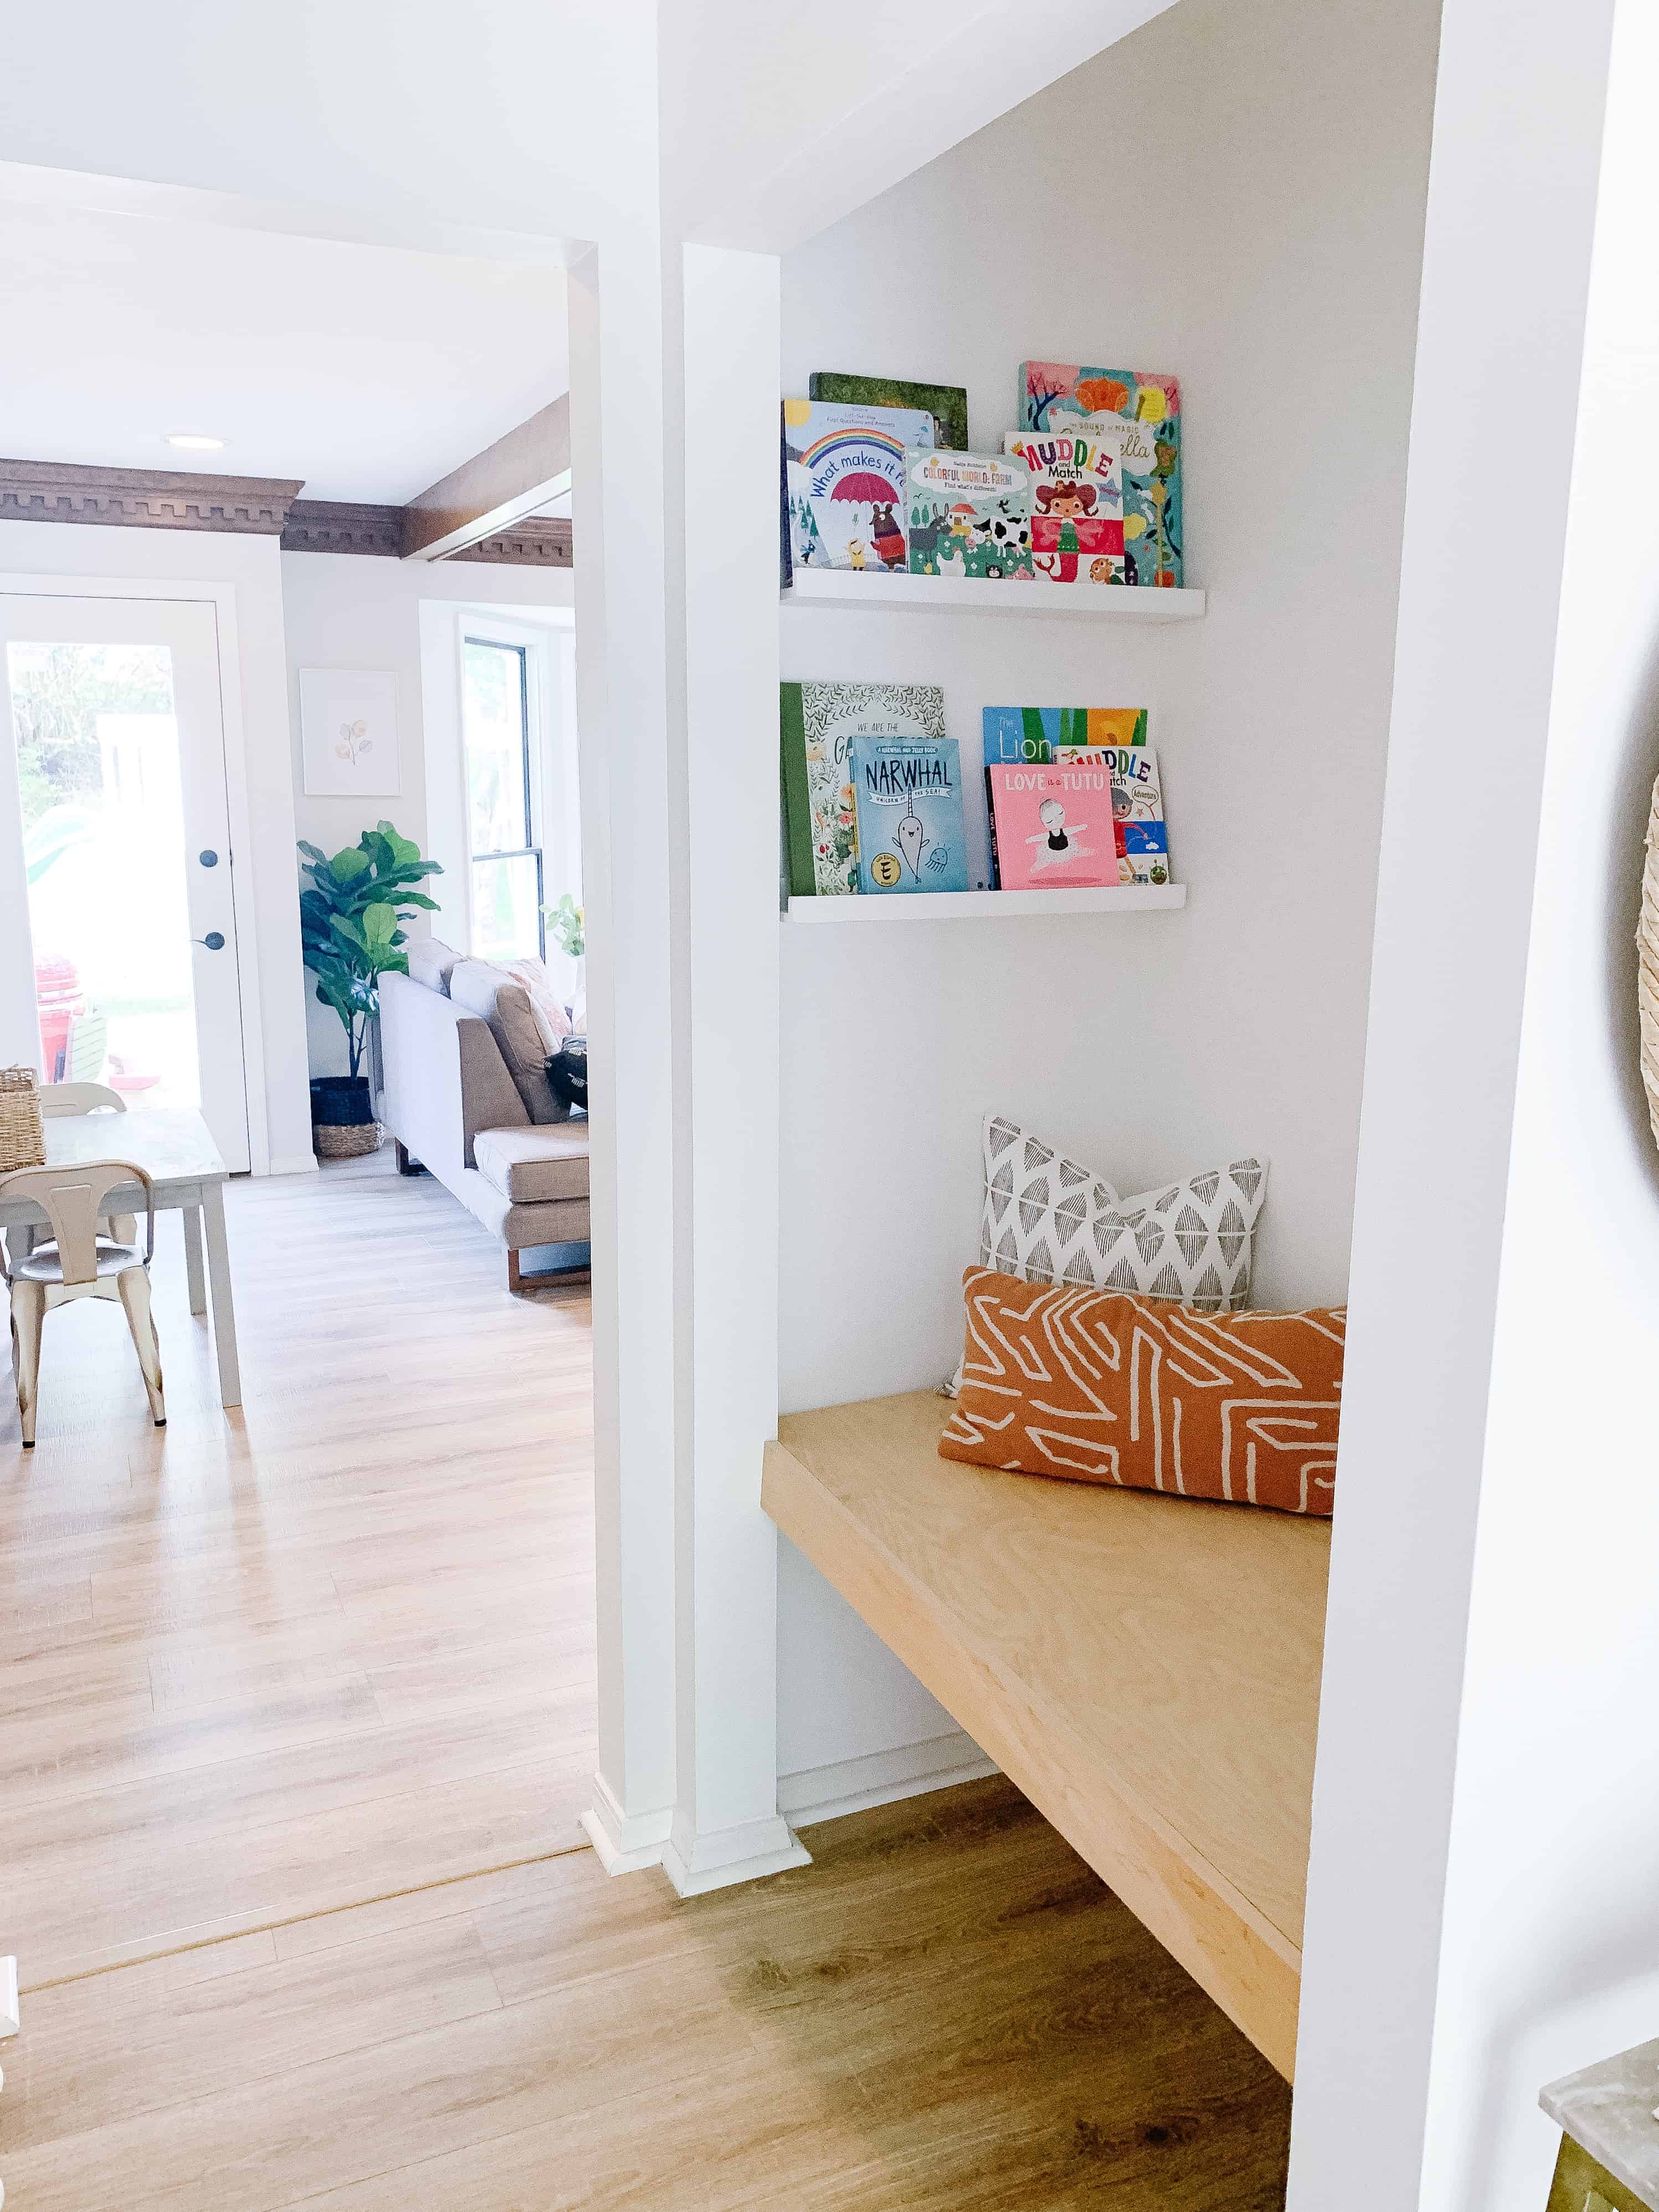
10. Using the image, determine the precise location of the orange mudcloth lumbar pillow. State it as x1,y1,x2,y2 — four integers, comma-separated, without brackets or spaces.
940,1267,1344,1516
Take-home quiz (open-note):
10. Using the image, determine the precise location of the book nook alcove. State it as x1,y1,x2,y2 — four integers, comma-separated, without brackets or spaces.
763,0,1432,2141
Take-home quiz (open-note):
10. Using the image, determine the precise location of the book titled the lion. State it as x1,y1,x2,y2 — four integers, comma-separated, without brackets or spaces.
848,734,970,894
1019,363,1183,587
1003,429,1128,585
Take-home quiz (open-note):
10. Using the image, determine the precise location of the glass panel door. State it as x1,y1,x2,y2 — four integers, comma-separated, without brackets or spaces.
0,595,250,1171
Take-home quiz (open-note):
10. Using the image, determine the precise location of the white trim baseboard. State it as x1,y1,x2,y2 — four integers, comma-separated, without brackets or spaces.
660,1809,811,1899
778,1730,1000,1829
1,1953,18,2038
579,1774,674,1876
265,1151,321,1177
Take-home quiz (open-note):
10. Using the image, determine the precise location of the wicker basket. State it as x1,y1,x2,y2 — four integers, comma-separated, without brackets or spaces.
314,1120,383,1160
0,1065,46,1173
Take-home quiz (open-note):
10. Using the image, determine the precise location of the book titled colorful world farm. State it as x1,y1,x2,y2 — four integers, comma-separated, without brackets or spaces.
1003,429,1128,585
987,759,1121,891
1056,743,1171,885
983,706,1148,767
780,683,947,898
784,398,936,573
849,734,970,894
905,450,1034,579
1019,363,1183,587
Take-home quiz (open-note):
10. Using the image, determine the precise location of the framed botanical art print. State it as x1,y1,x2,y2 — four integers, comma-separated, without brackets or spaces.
299,668,400,797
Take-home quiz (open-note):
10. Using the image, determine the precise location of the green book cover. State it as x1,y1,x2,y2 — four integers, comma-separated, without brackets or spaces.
779,682,947,897
808,373,969,452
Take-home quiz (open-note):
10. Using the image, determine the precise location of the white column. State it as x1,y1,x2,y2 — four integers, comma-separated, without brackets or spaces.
571,229,682,1873
1287,0,1618,2204
660,241,807,1896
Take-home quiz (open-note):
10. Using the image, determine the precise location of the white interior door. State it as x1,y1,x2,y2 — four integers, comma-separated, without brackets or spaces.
0,593,252,1172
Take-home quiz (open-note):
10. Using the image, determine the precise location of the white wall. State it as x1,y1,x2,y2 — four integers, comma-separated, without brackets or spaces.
774,0,1441,1784
0,518,315,1170
278,552,574,1075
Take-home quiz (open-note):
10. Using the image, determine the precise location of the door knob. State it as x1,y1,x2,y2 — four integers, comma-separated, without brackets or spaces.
199,849,218,867
193,933,226,951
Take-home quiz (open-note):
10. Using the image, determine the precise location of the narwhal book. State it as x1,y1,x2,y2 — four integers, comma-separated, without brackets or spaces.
848,734,969,896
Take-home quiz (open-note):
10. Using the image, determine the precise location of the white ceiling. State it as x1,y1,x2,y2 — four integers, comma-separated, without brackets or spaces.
0,198,568,503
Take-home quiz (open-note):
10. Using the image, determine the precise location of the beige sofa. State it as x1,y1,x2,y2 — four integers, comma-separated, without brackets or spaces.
378,952,589,1290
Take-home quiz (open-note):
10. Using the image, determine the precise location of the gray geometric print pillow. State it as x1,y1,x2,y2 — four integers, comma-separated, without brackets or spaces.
977,1113,1269,1311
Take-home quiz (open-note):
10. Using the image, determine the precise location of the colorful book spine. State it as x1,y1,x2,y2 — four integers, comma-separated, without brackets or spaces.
849,734,970,894
1018,363,1183,587
1003,429,1128,585
780,683,948,897
905,449,1033,579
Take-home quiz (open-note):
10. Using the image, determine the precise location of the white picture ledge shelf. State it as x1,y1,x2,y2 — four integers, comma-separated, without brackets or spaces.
782,570,1205,620
785,885,1187,923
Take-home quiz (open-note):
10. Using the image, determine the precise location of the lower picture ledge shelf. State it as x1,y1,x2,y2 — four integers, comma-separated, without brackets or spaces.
784,884,1187,923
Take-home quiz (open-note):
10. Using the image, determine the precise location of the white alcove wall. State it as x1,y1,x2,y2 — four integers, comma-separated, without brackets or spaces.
774,0,1441,1798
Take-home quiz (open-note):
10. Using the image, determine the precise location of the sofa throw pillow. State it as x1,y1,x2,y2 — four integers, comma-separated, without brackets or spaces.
500,956,573,1052
404,935,464,995
978,1113,1268,1311
448,960,568,1125
941,1267,1343,1516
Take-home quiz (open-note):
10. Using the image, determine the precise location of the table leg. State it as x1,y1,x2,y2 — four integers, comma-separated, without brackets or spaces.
182,1205,207,1317
201,1184,242,1409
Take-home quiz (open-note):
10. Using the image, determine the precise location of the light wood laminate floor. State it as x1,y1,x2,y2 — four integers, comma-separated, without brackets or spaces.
0,1151,1291,2206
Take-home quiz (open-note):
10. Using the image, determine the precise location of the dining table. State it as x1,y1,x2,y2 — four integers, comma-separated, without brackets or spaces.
0,1104,242,1408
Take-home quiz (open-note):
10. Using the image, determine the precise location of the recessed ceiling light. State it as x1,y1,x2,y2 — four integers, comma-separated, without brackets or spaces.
166,433,224,452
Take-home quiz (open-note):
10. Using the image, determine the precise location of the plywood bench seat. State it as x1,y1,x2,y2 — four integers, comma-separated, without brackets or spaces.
762,1389,1331,2080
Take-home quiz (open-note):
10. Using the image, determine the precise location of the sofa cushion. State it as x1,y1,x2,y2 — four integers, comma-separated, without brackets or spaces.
404,935,465,994
449,960,568,1123
474,1123,591,1205
500,956,573,1050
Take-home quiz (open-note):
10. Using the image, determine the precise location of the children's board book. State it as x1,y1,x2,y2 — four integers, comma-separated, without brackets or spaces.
849,734,970,894
983,706,1148,766
783,399,934,573
1019,364,1183,588
989,759,1121,890
780,683,947,898
809,373,969,452
1003,429,1128,585
905,450,1033,580
1056,743,1171,885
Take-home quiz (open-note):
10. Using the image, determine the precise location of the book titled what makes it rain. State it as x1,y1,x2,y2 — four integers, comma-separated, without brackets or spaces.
849,735,970,895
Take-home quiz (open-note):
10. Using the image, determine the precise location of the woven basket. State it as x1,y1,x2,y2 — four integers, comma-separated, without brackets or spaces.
315,1120,382,1161
1640,771,1659,1154
0,1065,45,1173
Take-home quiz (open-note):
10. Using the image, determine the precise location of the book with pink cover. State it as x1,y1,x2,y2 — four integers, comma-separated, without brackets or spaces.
987,759,1122,890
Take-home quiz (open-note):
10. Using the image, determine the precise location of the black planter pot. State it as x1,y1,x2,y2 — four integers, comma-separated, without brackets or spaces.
310,1075,376,1127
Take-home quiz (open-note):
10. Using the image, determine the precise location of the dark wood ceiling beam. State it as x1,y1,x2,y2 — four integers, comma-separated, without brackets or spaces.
400,395,571,562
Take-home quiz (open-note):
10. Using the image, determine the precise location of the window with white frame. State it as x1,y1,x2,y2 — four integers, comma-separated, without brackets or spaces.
461,634,543,962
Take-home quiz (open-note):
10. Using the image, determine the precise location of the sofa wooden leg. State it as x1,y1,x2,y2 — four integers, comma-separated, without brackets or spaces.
394,1141,422,1176
506,1247,523,1293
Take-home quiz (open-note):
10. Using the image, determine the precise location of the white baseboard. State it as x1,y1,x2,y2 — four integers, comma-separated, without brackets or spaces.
580,1774,673,1876
778,1730,1000,1829
265,1152,321,1177
661,1809,811,1899
1,1953,18,2038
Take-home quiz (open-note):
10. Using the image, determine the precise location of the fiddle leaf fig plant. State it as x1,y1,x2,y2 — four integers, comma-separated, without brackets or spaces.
297,821,443,1078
